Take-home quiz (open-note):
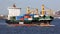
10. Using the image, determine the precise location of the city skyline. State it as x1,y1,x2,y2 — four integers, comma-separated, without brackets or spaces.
0,0,60,15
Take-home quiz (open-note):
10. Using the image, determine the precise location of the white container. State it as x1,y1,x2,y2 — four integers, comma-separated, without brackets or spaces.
28,18,33,20
19,22,24,24
34,15,39,17
40,15,44,17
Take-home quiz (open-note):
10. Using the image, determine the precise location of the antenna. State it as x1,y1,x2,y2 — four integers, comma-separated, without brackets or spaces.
13,4,16,8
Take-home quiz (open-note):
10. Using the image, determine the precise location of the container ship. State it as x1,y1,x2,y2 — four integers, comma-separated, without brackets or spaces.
6,4,54,26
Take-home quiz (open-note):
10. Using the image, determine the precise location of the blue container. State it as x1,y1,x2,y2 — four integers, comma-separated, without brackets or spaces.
29,14,36,17
16,16,24,20
20,14,24,16
23,14,30,16
24,18,28,20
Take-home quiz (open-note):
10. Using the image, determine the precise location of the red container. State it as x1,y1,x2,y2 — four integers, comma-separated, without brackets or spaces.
24,15,31,18
20,18,24,21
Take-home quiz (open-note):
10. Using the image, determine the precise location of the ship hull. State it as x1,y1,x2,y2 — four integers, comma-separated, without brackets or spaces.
5,19,52,24
6,20,19,24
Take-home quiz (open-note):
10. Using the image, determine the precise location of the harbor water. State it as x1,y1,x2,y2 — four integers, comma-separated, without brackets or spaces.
0,19,60,34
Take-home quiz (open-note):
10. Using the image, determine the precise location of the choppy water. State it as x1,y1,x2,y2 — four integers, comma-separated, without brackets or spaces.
0,19,60,34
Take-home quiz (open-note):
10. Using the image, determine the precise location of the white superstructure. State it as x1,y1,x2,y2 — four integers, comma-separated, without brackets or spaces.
8,4,21,20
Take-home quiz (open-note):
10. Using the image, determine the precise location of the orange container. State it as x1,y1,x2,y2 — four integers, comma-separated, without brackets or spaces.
24,15,31,18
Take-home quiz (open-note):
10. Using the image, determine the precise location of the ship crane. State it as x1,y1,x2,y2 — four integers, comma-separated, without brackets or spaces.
41,4,45,16
41,4,55,17
35,8,39,15
26,7,39,15
26,4,54,17
26,7,31,14
44,5,56,16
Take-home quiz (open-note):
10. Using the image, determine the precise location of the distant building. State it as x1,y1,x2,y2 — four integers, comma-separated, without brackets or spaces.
55,11,60,15
0,14,8,19
55,11,60,17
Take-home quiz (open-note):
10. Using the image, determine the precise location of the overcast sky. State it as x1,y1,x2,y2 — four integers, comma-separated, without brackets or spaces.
0,0,60,15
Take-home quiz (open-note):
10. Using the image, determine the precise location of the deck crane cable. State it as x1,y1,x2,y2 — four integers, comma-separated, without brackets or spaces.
45,6,56,12
44,6,55,16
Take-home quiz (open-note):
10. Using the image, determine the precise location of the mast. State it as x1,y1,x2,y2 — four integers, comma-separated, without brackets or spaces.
26,7,31,14
35,8,39,15
41,4,45,16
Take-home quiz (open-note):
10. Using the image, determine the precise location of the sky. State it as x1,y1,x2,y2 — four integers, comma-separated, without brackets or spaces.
0,0,60,15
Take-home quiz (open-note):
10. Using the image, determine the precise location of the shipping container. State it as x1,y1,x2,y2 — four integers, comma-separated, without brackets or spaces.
10,16,16,20
33,17,39,21
16,16,24,20
34,15,39,17
24,20,32,24
28,18,33,20
20,18,24,20
9,20,19,24
20,14,24,16
19,22,24,24
24,15,31,18
29,14,36,17
16,20,20,22
24,18,28,20
23,14,30,16
20,20,24,22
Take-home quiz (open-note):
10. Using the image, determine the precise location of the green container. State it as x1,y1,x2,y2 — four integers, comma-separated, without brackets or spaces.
33,17,39,21
10,20,17,22
20,20,24,22
10,16,16,20
24,20,32,24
